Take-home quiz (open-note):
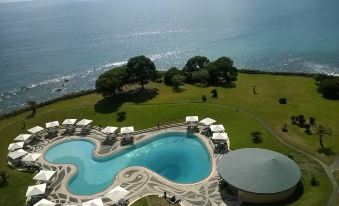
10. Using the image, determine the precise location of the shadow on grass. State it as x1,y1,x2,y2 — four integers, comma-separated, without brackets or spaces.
94,88,159,114
241,181,304,206
172,87,186,93
318,147,336,156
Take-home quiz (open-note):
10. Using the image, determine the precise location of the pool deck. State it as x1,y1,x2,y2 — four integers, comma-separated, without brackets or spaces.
24,124,237,206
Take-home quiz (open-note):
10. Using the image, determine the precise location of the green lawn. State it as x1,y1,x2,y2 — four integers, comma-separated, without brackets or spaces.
131,195,180,206
0,73,336,206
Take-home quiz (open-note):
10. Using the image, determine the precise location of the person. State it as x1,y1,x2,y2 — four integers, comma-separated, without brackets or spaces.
22,122,26,130
157,123,160,130
163,191,167,199
252,85,257,95
99,124,102,130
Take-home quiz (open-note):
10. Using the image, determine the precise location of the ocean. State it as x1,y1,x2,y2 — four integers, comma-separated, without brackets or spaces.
0,0,339,113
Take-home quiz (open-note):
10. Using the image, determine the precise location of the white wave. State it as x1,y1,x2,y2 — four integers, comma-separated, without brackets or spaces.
103,61,127,68
304,62,339,76
119,29,194,38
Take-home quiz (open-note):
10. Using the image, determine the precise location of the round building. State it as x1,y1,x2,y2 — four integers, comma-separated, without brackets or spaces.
217,148,301,203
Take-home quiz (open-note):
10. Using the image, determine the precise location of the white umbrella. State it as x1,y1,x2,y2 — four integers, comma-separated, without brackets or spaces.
101,126,118,134
8,142,24,151
28,126,44,134
105,186,129,203
45,121,59,128
120,126,134,134
26,183,47,197
199,117,216,126
22,153,41,162
8,149,27,160
14,134,32,141
62,119,77,125
82,198,104,206
33,198,55,206
210,124,225,132
212,133,228,141
76,119,93,126
33,170,56,182
186,116,199,122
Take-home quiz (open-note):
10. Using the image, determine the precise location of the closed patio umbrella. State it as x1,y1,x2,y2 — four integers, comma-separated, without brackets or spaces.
26,183,47,197
8,142,24,151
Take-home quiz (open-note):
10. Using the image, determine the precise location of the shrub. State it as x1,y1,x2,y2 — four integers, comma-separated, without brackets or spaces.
251,131,263,143
191,69,210,84
211,89,218,98
279,98,287,104
310,175,319,186
164,67,182,85
117,111,126,122
171,74,185,88
201,95,207,102
309,117,316,125
0,171,8,185
282,123,288,132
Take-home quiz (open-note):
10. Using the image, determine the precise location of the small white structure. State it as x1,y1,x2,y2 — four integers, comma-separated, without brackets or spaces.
101,126,118,134
28,126,44,134
62,119,77,125
45,121,59,128
22,153,41,163
82,198,104,206
210,124,225,133
105,186,129,203
33,198,55,206
199,117,216,126
76,119,93,126
33,170,56,183
120,126,134,134
186,116,199,123
212,133,228,141
8,142,24,151
26,183,47,197
8,149,28,160
14,134,32,142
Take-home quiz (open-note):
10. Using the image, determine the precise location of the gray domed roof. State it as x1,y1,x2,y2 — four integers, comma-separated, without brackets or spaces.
217,148,301,194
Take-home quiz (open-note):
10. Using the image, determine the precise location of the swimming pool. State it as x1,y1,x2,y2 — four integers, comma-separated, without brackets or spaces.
44,132,211,195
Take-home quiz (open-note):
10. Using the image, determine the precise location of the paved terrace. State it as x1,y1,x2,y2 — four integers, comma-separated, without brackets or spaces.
24,123,237,206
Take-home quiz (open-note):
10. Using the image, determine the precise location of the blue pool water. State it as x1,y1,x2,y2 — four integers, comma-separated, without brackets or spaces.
44,132,211,195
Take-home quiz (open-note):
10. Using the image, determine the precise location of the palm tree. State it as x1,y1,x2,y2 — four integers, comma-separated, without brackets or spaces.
26,100,37,117
314,124,332,150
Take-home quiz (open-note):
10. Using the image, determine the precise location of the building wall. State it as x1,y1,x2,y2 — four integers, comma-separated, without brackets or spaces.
237,185,297,203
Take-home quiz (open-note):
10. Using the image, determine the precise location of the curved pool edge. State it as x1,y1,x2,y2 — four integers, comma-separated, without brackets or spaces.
40,128,217,198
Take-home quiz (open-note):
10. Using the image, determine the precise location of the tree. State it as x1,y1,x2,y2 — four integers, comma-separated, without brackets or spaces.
214,56,238,82
26,100,37,117
126,55,156,90
183,56,210,82
314,124,332,150
191,69,209,84
184,56,210,72
317,78,339,99
164,67,182,85
95,66,128,96
171,74,185,88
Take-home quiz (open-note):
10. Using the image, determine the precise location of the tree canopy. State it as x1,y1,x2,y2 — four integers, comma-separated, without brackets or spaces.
126,55,156,90
183,56,210,72
317,78,339,99
95,66,127,96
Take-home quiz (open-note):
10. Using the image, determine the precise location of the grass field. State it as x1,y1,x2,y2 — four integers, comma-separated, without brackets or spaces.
0,73,337,206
